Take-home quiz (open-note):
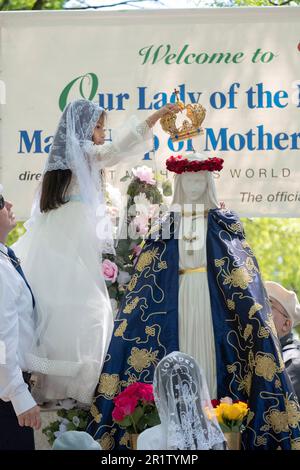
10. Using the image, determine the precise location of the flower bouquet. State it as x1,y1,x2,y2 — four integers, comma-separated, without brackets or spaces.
112,382,160,449
102,166,167,314
211,397,249,450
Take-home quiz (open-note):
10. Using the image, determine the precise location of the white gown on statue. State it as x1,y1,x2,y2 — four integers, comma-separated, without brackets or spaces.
13,117,153,405
178,215,217,399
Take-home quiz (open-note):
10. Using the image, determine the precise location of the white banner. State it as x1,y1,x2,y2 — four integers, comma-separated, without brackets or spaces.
0,7,300,219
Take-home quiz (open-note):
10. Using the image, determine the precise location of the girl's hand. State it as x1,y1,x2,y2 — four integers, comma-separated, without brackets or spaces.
146,103,181,128
159,103,181,117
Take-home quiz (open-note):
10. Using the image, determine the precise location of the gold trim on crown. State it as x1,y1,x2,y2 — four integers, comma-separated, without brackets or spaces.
160,88,206,142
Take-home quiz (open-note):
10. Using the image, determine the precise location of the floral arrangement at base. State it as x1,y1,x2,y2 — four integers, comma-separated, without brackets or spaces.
102,165,170,313
207,397,249,450
211,397,249,433
42,408,90,446
112,382,160,435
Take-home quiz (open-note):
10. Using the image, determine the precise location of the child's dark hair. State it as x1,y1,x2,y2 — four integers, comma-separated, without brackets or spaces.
40,169,72,212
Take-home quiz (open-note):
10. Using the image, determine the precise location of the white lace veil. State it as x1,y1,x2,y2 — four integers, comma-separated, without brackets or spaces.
42,99,114,254
153,351,226,450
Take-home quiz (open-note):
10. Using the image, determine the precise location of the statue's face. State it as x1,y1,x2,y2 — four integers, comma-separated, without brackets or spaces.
181,172,207,202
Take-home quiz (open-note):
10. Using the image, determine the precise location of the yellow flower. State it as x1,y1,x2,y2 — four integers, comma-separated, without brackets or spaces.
215,401,249,425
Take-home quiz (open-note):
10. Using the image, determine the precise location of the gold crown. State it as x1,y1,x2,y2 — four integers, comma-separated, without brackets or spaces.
160,89,206,142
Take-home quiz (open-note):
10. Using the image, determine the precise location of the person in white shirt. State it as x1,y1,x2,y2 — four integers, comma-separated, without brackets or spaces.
0,186,41,450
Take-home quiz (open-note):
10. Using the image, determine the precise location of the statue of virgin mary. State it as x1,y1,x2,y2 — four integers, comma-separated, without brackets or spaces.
87,152,300,450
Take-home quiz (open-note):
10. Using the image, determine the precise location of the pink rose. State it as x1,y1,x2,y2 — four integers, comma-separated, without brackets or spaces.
132,244,142,257
102,259,118,283
132,166,156,185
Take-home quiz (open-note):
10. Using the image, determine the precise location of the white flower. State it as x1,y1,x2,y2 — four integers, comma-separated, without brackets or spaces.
72,416,80,427
57,398,76,410
220,396,233,405
54,422,68,439
117,270,131,286
106,183,122,208
134,192,150,214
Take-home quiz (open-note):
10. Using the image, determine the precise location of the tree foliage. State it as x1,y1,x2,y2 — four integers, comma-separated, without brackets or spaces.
0,0,64,10
242,217,300,297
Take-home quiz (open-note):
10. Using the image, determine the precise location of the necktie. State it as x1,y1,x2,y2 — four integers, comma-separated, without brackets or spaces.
6,247,35,309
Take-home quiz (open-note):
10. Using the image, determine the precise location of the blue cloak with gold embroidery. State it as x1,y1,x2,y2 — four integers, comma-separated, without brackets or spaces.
86,209,300,450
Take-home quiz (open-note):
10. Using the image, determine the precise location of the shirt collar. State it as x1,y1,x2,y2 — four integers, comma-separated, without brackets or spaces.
0,242,8,255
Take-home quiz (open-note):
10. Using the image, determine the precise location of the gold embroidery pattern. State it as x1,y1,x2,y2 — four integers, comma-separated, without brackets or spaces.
212,212,300,448
119,432,130,448
158,261,167,270
229,222,244,233
99,429,117,450
265,410,289,433
136,248,159,272
291,439,300,450
238,371,252,396
243,324,253,341
90,404,102,424
127,274,138,292
248,303,263,319
97,373,120,399
123,297,140,314
258,326,270,339
215,258,225,268
114,320,128,337
285,399,300,428
145,325,156,337
128,347,159,372
255,354,278,382
223,266,254,290
227,299,235,311
245,256,257,272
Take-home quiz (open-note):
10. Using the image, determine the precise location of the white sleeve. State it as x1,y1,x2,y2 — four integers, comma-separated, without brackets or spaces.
90,115,154,169
137,426,163,450
0,268,36,416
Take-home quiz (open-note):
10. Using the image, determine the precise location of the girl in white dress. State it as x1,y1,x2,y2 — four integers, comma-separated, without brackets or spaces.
137,351,226,450
13,99,178,405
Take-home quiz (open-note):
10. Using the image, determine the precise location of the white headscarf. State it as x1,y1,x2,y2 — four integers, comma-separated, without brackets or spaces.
153,352,226,450
33,99,114,254
171,152,219,210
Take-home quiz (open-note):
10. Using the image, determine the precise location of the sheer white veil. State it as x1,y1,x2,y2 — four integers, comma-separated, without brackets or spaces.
170,152,219,211
153,352,226,450
33,99,114,254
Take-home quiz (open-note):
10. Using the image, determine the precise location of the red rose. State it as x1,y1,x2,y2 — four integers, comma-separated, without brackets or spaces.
211,399,220,408
115,395,138,416
138,384,154,402
112,406,125,422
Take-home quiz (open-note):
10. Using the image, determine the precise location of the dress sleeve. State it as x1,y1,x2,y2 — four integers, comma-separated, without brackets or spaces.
137,425,163,450
89,115,154,169
0,267,36,416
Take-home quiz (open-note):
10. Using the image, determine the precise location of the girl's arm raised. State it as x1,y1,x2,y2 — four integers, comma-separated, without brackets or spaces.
90,103,179,168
